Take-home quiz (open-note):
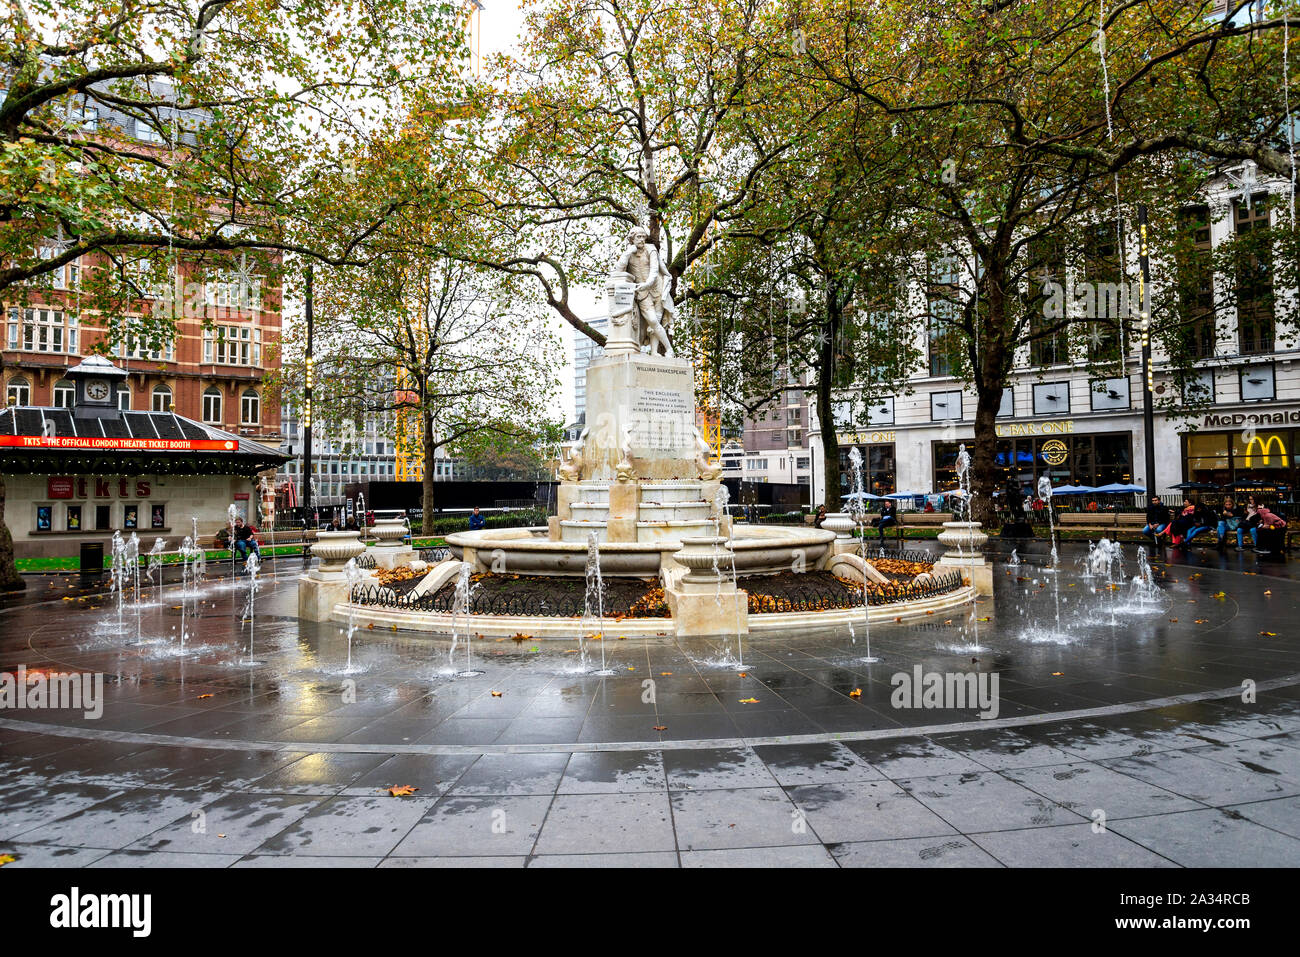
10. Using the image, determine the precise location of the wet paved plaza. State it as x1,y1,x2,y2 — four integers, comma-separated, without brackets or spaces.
3,542,1300,867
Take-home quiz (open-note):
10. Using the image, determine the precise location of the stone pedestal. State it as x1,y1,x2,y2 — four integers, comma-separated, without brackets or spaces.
582,352,698,481
369,545,416,570
933,521,993,596
299,530,367,621
606,481,640,542
555,483,581,523
665,536,749,637
822,512,856,540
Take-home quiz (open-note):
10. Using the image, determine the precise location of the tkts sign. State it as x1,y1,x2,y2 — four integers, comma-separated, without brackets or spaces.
0,435,236,452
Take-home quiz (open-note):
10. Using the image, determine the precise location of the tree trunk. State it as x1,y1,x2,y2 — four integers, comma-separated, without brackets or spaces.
0,478,24,591
815,365,841,512
970,384,1002,527
421,412,436,535
816,284,843,512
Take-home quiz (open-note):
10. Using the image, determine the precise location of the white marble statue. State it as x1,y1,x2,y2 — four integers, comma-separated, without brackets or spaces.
613,225,675,357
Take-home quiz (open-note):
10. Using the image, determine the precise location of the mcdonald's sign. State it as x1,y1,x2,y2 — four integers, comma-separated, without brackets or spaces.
1243,433,1287,468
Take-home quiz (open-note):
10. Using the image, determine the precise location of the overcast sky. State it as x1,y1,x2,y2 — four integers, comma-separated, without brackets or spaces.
479,3,599,425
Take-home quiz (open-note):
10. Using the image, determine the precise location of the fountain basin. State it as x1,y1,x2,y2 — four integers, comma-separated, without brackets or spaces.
447,524,836,577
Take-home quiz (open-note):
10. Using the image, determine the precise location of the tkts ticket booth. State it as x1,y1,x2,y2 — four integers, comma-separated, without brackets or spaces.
1,357,285,560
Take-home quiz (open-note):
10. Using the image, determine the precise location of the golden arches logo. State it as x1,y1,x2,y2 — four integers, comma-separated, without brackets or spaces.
1243,434,1287,468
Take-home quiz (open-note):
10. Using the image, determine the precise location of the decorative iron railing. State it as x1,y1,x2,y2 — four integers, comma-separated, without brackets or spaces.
419,546,450,563
353,553,376,569
348,566,964,618
348,583,593,617
749,569,965,613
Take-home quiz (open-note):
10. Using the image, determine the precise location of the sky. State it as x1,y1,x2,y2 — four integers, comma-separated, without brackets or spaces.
479,2,600,426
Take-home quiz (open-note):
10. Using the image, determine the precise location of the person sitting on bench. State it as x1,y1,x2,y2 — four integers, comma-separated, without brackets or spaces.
232,517,260,562
1142,495,1171,542
1253,506,1287,555
875,500,897,542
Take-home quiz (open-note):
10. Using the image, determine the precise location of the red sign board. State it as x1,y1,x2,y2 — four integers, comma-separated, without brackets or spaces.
234,493,249,500
0,436,237,452
47,477,74,499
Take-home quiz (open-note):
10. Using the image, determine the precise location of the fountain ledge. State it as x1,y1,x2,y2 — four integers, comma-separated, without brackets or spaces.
327,583,976,639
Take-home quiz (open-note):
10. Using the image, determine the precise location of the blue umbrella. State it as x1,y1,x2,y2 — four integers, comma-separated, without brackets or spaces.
1094,483,1145,494
843,491,886,501
1049,484,1096,495
886,491,924,500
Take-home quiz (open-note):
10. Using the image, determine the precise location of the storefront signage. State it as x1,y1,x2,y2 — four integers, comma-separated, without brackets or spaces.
1242,434,1288,467
1039,439,1070,465
995,419,1075,438
1203,410,1300,429
46,477,153,499
837,431,896,445
47,477,74,499
0,435,236,452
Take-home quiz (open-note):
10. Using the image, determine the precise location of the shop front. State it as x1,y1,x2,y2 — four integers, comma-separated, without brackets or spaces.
835,430,896,495
933,426,1134,493
1183,427,1300,493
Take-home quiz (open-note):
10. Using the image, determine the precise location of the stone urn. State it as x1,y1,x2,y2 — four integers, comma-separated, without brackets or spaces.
310,530,366,578
937,521,988,560
672,535,734,584
370,515,408,548
821,512,857,540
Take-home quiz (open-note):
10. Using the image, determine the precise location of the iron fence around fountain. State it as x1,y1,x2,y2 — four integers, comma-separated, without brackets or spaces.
354,553,377,570
752,569,965,612
419,546,450,563
348,582,593,617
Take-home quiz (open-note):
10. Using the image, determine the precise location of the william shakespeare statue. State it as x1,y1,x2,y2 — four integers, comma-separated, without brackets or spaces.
611,225,675,357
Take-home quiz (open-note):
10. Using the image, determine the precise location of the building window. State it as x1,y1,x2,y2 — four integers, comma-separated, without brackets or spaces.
867,396,894,426
6,377,30,406
1029,236,1069,366
116,387,131,410
1083,222,1123,362
1090,377,1130,412
118,332,174,362
1240,364,1276,402
14,307,74,353
203,325,261,365
71,104,98,131
1176,205,1216,360
52,379,74,408
927,258,963,377
1033,382,1070,416
202,387,222,423
152,384,172,412
1235,194,1273,355
998,387,1014,418
241,389,260,424
930,390,962,422
135,117,165,143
